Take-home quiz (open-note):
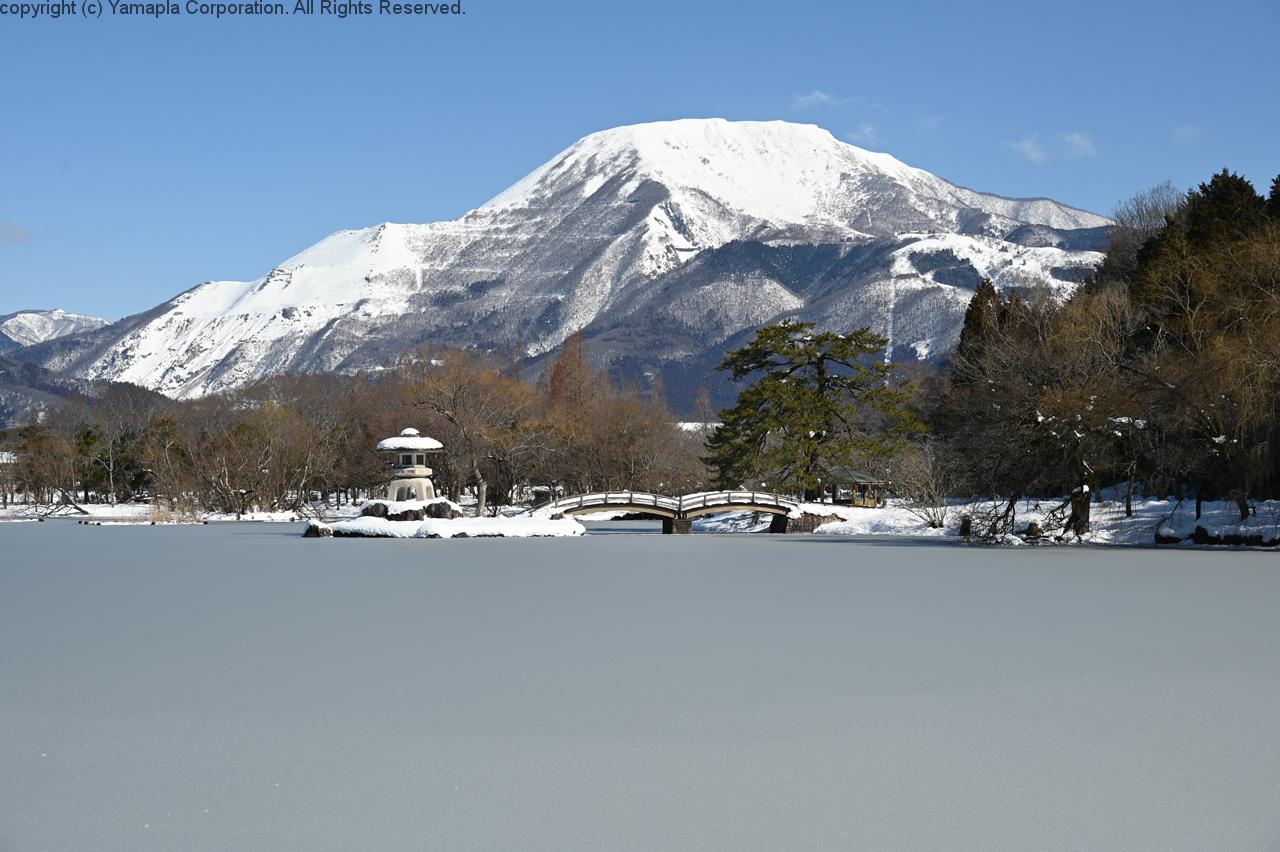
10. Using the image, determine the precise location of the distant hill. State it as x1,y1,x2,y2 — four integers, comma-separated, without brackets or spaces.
0,309,107,354
0,354,91,429
0,354,168,431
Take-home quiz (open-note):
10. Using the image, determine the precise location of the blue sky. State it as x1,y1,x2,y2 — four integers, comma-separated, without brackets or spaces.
1,0,1276,319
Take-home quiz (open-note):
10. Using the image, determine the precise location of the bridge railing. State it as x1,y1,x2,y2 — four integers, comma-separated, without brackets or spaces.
677,491,800,513
536,491,680,515
534,490,800,517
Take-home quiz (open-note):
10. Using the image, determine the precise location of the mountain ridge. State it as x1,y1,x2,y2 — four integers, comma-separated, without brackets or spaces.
12,118,1110,402
0,309,108,354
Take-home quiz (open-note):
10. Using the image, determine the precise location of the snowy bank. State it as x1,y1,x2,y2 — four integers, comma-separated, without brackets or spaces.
812,497,1280,546
808,502,954,537
0,503,155,523
204,510,311,523
305,515,586,539
0,501,345,524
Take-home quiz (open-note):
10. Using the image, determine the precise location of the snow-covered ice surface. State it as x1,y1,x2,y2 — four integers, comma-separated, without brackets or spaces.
3,523,1280,851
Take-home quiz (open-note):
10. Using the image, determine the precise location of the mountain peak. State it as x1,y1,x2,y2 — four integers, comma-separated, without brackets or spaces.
0,308,108,352
589,118,919,180
481,118,1107,235
482,118,916,224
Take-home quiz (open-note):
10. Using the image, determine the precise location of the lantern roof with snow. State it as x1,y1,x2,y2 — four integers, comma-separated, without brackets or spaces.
376,427,443,452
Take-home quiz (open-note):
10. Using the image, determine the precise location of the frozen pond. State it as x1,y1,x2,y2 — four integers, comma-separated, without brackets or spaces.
2,522,1278,851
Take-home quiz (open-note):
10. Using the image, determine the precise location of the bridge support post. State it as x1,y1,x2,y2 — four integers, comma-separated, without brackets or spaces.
783,513,840,533
663,517,692,535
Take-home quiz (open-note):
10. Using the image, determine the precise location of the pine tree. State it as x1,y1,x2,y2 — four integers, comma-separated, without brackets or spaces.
1268,175,1280,220
705,320,920,495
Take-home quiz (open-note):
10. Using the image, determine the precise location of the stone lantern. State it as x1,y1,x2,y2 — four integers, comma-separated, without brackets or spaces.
377,428,443,501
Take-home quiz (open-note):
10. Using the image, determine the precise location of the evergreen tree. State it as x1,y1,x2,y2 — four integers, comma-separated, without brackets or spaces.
952,279,1004,371
705,320,920,496
1268,175,1280,220
1184,169,1267,247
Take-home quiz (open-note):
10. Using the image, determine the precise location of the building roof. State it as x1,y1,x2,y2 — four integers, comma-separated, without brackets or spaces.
821,466,887,483
376,427,443,452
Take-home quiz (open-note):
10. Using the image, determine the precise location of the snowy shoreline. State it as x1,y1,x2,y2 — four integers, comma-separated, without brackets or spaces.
306,515,587,540
0,502,316,525
3,496,1278,547
683,497,1280,548
806,497,1280,547
304,497,586,539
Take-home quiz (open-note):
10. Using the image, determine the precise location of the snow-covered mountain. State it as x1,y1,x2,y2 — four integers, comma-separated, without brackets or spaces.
0,309,107,353
19,119,1110,404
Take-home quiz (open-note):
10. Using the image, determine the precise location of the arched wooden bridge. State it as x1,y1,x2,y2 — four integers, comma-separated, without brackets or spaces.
534,490,801,533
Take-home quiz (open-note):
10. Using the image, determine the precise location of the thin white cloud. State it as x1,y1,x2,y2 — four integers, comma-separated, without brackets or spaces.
792,90,836,110
846,123,878,145
1172,124,1202,143
790,90,887,113
1006,134,1047,163
918,115,942,133
1063,131,1098,158
0,222,34,245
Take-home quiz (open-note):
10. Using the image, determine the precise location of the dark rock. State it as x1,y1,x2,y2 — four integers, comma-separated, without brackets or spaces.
1191,525,1276,547
425,501,462,519
958,515,972,537
1024,521,1044,539
361,499,460,520
302,522,333,538
387,508,426,522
